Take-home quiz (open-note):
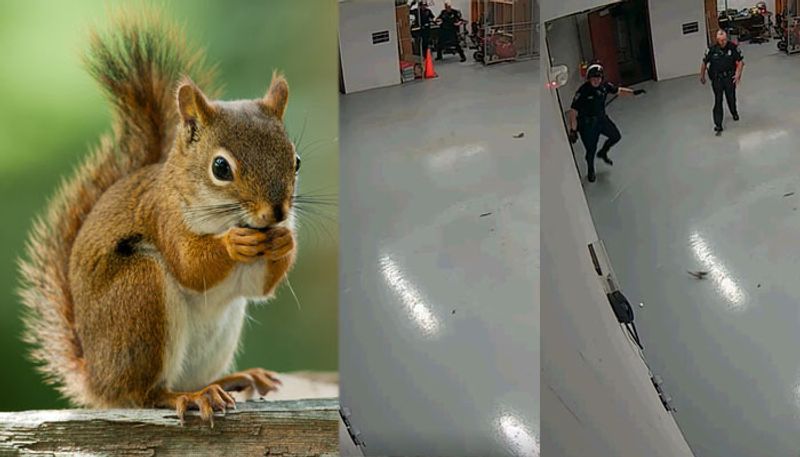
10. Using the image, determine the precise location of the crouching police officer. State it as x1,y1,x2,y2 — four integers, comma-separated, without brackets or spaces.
700,29,744,135
567,63,645,183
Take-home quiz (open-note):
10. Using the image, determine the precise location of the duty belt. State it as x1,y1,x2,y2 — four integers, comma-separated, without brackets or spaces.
579,114,606,122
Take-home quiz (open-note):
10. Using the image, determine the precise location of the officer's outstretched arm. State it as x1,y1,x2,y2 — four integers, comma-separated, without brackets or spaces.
619,86,647,96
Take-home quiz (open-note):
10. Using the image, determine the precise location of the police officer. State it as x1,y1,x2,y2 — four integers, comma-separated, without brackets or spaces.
416,1,436,56
567,63,645,183
700,29,744,135
436,2,466,62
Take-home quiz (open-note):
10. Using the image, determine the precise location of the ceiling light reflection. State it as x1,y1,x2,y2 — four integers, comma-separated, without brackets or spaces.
496,413,539,457
379,254,440,337
689,231,745,311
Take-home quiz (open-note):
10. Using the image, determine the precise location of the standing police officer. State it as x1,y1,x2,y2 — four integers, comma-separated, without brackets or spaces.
436,2,466,62
700,29,744,135
567,63,645,183
416,1,436,57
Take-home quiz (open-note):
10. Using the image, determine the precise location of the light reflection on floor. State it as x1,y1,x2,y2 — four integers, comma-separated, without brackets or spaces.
340,58,539,456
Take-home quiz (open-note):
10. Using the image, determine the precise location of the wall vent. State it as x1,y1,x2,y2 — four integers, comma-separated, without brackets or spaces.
372,30,390,44
682,22,699,35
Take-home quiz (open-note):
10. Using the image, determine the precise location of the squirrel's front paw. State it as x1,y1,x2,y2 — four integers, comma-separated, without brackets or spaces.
222,227,269,263
222,226,294,263
263,227,295,261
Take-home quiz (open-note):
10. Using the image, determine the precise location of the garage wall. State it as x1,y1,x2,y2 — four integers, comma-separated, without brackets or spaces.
339,0,400,93
541,42,695,457
720,0,756,10
648,0,708,80
545,14,590,119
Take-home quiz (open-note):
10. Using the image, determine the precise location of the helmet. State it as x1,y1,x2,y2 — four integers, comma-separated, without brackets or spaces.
586,63,604,79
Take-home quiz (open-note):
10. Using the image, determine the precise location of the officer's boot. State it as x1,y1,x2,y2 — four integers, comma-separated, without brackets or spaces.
597,144,614,166
587,163,596,183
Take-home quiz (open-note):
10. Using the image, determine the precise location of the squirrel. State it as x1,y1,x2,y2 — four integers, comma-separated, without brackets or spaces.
17,11,299,425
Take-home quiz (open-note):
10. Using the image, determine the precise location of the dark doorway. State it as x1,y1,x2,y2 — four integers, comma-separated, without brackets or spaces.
588,9,621,83
589,0,655,86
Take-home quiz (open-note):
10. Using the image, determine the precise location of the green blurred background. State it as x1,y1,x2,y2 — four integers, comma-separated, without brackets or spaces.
0,0,338,410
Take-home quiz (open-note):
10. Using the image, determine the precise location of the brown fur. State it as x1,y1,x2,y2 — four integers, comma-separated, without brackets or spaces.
18,9,297,412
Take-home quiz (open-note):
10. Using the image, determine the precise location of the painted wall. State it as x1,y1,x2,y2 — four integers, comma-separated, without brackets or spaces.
544,14,590,120
648,0,708,80
339,0,401,93
540,41,695,457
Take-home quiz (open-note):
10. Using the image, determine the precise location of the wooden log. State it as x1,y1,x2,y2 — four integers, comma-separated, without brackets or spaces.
0,398,339,456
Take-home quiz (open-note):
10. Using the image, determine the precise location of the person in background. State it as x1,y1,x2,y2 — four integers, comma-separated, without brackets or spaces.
436,1,466,62
700,29,744,135
567,63,645,183
416,1,436,56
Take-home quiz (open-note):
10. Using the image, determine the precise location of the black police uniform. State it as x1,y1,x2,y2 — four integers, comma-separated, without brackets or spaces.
436,8,466,61
571,81,622,179
417,7,436,55
703,41,743,129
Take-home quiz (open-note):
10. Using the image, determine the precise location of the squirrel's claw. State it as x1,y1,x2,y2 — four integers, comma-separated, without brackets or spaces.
212,368,282,400
249,368,282,397
171,384,236,428
175,395,189,426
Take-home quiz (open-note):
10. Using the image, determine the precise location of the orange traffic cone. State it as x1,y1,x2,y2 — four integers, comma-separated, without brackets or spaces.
424,48,437,79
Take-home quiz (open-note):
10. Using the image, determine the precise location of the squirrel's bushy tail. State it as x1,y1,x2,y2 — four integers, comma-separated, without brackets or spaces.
17,9,216,405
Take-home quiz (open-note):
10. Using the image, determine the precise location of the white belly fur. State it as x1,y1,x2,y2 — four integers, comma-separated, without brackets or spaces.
161,260,268,392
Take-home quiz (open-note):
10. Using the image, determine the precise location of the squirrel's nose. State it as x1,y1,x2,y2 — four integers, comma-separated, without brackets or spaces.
253,206,271,227
252,204,286,226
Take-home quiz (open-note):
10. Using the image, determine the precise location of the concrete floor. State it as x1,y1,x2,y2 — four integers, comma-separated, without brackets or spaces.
580,42,800,457
339,58,539,456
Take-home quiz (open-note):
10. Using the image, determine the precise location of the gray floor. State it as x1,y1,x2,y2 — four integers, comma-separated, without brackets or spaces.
339,58,539,456
581,42,800,457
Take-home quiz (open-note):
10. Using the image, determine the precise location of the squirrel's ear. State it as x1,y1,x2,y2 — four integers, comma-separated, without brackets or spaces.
260,72,289,120
177,78,216,126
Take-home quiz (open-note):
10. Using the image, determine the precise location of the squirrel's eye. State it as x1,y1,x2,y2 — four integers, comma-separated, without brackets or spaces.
212,156,233,181
295,155,301,173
